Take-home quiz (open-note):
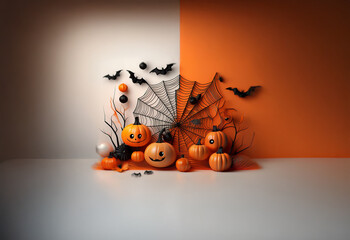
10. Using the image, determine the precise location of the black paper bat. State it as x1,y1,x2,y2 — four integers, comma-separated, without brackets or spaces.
131,172,142,177
144,170,153,175
226,86,261,98
103,70,122,80
150,63,175,75
127,70,147,85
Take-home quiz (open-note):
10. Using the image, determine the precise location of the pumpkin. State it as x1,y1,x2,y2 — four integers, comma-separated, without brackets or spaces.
144,128,176,168
118,83,128,92
204,126,228,152
188,138,210,161
121,117,151,147
209,147,232,172
131,151,144,162
176,155,191,172
101,155,117,170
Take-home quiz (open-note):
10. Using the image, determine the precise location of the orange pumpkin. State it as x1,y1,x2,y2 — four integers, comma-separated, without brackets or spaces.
131,151,144,162
101,155,117,170
209,147,232,172
204,126,227,152
176,155,191,172
144,128,176,168
118,83,128,92
188,138,210,161
121,117,151,147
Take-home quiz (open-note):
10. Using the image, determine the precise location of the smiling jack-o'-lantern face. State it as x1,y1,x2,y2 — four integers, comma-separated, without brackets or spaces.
122,117,151,147
144,128,176,168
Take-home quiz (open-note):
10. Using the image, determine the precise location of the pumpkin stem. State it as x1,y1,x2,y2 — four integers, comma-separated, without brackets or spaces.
196,138,202,145
180,154,184,158
217,146,224,154
213,125,219,131
157,128,166,143
134,117,141,125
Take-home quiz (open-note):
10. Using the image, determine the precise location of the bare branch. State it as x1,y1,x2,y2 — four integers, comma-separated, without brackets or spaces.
235,132,255,155
100,129,117,150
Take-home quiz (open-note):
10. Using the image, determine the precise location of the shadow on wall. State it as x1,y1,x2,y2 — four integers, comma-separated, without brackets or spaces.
0,0,180,161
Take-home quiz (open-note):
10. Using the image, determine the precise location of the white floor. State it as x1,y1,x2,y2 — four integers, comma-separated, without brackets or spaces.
0,158,349,240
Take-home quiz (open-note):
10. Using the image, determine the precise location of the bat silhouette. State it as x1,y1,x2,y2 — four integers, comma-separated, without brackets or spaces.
127,70,147,85
131,172,142,177
144,170,153,175
103,70,122,80
226,86,261,98
150,63,175,75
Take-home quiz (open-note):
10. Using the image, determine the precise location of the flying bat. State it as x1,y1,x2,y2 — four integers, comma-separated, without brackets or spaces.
103,70,122,80
127,70,147,85
131,172,142,177
226,86,261,98
150,63,175,75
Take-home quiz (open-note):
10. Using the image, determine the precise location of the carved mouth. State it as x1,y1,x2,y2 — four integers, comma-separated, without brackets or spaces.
149,156,166,162
127,138,147,144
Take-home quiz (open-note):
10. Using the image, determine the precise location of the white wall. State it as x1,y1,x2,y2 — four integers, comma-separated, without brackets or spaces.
1,0,179,160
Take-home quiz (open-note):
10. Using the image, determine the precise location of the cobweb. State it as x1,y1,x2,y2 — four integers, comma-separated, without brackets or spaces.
133,74,223,155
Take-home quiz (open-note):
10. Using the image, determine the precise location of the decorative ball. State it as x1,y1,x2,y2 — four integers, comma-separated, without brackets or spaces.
119,95,128,103
118,83,128,92
96,142,114,157
139,62,147,70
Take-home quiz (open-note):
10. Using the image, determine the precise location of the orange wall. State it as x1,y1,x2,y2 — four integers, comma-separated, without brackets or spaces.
180,0,350,158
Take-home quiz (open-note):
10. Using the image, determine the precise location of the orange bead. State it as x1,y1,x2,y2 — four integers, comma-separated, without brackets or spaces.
118,83,128,92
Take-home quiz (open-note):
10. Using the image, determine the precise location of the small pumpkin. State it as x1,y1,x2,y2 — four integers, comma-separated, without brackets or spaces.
204,126,228,152
101,154,117,170
131,151,144,162
118,83,128,92
176,155,191,172
209,147,232,172
188,138,210,161
121,117,151,147
144,128,176,168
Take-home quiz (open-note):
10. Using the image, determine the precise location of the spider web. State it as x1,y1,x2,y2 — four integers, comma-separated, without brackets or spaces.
133,74,223,155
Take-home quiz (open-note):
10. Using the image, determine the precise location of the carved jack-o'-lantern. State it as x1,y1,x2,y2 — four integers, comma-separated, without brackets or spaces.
121,117,151,147
144,128,176,168
204,126,228,152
